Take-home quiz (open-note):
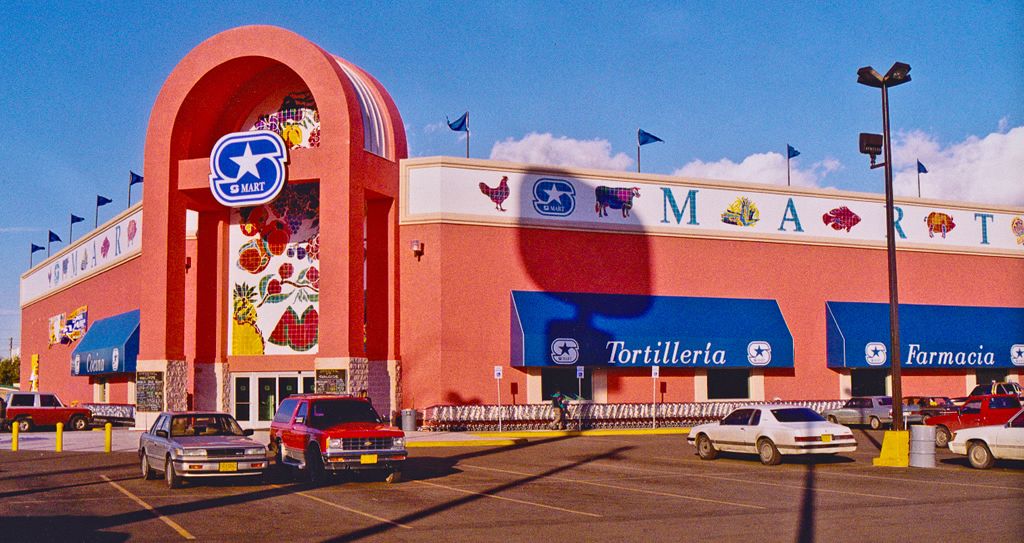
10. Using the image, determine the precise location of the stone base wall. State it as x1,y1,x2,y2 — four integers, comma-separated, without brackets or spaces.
166,360,188,412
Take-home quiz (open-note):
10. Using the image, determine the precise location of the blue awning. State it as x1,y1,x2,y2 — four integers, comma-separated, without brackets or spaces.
510,291,793,368
71,310,140,376
826,302,1024,369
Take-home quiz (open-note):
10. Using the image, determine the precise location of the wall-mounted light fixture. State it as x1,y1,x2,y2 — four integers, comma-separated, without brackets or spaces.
411,239,424,259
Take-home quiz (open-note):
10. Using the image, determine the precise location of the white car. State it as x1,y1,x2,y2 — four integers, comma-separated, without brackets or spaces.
687,405,857,465
948,407,1024,469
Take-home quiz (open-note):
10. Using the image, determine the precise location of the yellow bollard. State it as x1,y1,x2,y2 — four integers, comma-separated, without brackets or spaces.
104,422,112,453
11,423,18,452
56,422,64,452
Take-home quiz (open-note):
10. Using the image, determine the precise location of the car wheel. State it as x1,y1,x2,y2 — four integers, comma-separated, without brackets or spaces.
140,451,157,480
385,469,402,484
757,438,782,466
869,416,882,430
15,417,33,433
304,443,325,484
967,441,995,469
165,457,182,489
696,434,718,460
826,415,838,424
69,416,88,431
935,426,952,448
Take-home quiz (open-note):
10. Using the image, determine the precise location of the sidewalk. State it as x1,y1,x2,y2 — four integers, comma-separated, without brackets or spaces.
0,426,685,452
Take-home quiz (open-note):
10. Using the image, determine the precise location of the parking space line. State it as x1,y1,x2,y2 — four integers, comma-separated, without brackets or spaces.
651,454,1024,492
590,462,909,501
412,479,602,517
811,470,1024,492
100,475,195,540
267,485,412,529
461,464,766,510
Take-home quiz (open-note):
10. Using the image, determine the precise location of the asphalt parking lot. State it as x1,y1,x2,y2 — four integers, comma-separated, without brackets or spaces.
1,429,1022,542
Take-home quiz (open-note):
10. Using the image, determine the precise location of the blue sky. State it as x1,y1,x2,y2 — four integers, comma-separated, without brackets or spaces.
1,2,1022,352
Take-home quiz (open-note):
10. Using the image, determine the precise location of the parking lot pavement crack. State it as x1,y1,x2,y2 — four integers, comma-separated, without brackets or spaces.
459,464,767,510
412,479,602,517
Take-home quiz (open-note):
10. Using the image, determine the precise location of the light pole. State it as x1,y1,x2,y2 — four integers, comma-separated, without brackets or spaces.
857,62,911,430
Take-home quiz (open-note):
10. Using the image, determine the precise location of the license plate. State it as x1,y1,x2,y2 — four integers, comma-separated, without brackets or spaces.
360,454,378,465
219,462,238,472
821,434,832,443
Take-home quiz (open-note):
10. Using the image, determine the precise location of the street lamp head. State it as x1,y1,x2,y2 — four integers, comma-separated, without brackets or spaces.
857,66,884,88
884,62,912,87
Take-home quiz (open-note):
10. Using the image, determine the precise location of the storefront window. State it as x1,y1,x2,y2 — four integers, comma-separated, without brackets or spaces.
234,378,250,421
542,367,592,400
976,368,1007,387
707,369,749,400
258,377,276,421
851,369,887,397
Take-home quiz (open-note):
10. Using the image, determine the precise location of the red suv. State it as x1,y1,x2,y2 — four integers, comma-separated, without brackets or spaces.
925,394,1022,448
3,391,92,432
268,395,406,483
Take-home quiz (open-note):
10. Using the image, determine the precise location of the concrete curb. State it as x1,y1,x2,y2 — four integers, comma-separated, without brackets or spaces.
407,438,527,448
468,428,691,438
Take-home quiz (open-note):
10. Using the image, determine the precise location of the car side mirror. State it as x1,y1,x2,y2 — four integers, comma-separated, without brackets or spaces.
243,428,254,436
295,416,304,424
155,430,168,438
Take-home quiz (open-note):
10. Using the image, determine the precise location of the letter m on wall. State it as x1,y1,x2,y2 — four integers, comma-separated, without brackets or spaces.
661,188,699,225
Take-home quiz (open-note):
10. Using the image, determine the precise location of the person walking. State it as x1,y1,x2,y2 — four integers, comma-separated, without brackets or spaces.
550,391,568,430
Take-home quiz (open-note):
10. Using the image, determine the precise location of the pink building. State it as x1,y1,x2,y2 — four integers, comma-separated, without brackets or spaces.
19,27,1024,428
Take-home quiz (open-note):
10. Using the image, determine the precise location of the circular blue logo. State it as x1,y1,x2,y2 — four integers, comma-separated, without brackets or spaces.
209,130,289,207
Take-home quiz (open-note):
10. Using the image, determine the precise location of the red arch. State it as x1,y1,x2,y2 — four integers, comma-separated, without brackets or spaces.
139,26,405,386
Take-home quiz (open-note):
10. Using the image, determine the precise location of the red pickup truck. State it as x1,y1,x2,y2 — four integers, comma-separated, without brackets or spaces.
268,394,406,483
925,394,1022,448
3,391,93,432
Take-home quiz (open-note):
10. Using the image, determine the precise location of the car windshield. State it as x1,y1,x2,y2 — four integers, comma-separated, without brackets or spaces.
307,400,382,429
771,408,825,423
877,397,893,406
170,414,245,437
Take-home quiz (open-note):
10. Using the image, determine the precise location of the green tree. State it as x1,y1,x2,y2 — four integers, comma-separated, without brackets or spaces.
0,355,20,386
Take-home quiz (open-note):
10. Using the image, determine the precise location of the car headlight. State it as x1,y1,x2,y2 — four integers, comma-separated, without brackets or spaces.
245,447,265,456
176,448,206,457
392,437,405,449
328,438,344,449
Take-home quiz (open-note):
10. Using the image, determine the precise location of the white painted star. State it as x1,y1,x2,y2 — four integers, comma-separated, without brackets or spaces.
541,185,572,204
229,143,276,180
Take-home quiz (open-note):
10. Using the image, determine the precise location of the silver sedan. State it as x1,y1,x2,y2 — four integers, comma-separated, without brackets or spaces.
139,411,268,489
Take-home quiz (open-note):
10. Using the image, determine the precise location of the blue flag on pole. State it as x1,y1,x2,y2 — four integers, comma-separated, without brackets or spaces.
97,195,113,207
31,243,45,253
917,160,928,174
129,171,144,185
48,230,62,243
71,214,85,224
447,112,468,132
787,145,800,159
638,129,664,146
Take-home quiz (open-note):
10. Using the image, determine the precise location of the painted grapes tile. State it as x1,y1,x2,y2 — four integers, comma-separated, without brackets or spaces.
228,182,320,355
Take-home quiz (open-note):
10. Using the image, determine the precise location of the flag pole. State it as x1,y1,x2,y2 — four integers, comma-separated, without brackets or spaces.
787,151,791,187
69,217,73,245
637,128,641,173
95,201,99,228
128,180,132,209
47,238,51,257
29,245,32,267
465,112,470,159
917,158,921,198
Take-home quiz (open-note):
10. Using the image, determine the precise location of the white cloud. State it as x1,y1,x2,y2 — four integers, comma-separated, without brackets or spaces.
672,152,840,189
489,132,633,171
423,121,448,134
891,126,1024,205
0,227,43,234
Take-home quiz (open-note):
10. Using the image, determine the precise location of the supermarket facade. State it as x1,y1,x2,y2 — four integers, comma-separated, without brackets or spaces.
18,27,1024,429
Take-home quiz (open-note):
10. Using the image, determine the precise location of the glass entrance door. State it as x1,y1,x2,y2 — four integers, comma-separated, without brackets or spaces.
279,377,299,403
258,377,277,422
